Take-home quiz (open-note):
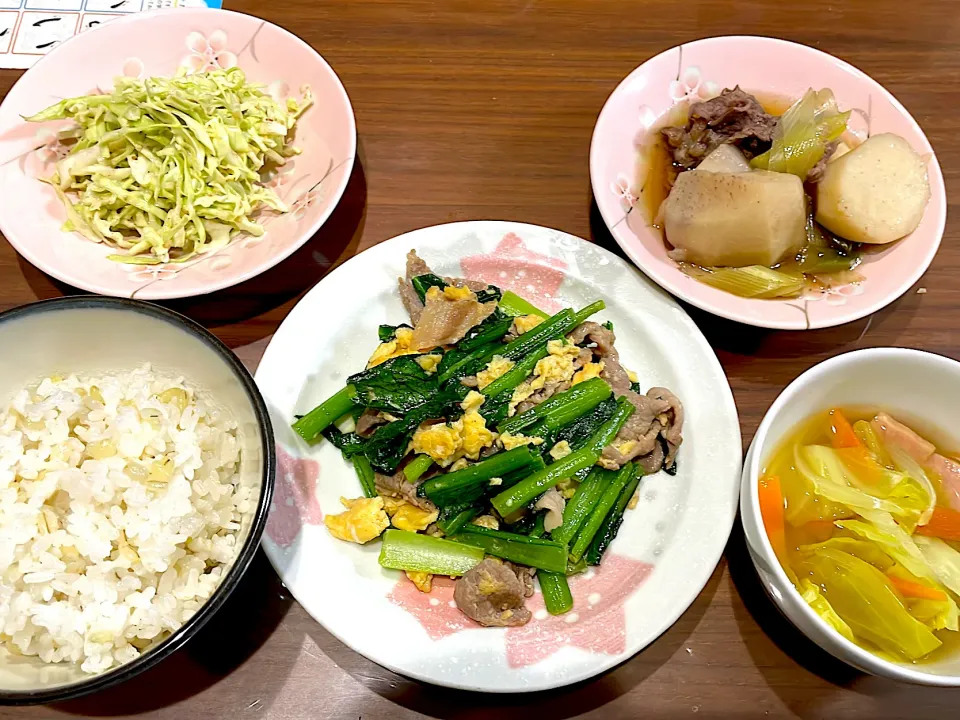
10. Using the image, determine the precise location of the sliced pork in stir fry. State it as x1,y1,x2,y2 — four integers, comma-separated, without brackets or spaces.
568,321,684,473
411,286,497,350
375,469,437,513
454,558,532,627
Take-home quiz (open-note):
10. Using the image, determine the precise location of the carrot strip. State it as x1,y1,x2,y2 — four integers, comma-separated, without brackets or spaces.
886,574,948,601
759,475,787,561
828,408,861,449
916,507,960,542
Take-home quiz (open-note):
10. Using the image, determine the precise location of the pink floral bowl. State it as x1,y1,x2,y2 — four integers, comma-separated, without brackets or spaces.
0,8,356,299
590,36,947,330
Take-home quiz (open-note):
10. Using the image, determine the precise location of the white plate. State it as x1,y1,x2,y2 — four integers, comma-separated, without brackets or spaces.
255,221,742,692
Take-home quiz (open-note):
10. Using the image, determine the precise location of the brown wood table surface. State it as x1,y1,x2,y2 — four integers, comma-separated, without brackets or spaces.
0,0,958,717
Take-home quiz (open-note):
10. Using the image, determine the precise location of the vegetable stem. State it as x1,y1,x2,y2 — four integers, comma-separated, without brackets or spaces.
292,385,356,443
480,344,549,398
570,463,635,563
403,454,434,483
497,378,611,435
351,455,377,498
421,446,541,507
490,447,599,518
490,398,634,518
587,397,636,454
539,572,574,614
460,317,514,352
550,468,609,546
453,525,568,573
437,505,482,536
378,529,484,576
585,469,643,565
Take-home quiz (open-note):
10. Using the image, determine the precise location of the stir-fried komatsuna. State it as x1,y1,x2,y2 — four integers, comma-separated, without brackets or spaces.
293,251,684,625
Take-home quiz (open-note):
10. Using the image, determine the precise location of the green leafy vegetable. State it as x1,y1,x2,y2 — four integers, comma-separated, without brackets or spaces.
378,324,412,342
499,291,549,319
411,274,447,302
27,68,312,263
348,355,437,415
551,397,618,453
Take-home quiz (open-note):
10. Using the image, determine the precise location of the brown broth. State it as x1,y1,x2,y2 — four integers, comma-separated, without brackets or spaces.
638,90,864,293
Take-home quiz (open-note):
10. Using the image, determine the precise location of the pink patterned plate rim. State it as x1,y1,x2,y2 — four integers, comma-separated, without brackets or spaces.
254,221,742,692
0,8,356,299
590,35,946,330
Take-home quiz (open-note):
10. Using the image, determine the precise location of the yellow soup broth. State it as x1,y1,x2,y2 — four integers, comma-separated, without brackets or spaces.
760,407,960,664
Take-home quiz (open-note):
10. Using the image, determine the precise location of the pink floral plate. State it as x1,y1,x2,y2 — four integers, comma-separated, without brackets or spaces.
0,8,356,299
254,221,742,692
590,36,946,330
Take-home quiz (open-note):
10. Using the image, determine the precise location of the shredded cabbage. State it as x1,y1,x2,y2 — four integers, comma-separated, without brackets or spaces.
750,88,850,179
25,68,312,264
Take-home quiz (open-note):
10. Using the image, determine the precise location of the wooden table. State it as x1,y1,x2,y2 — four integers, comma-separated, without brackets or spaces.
1,0,957,717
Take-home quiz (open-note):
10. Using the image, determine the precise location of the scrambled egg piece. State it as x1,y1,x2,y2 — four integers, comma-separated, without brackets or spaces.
550,440,572,460
367,327,419,368
530,340,581,390
449,457,470,472
410,401,495,466
462,411,495,458
476,355,515,390
416,354,442,374
392,503,439,532
509,382,535,414
514,314,544,335
381,496,408,517
472,515,500,530
460,390,486,413
428,285,475,302
324,497,390,544
499,432,544,450
627,369,639,383
508,340,587,415
572,361,604,386
411,423,463,466
489,477,503,486
406,570,433,593
627,488,641,510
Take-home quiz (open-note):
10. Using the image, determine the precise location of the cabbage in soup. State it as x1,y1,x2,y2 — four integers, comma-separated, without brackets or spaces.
760,408,960,662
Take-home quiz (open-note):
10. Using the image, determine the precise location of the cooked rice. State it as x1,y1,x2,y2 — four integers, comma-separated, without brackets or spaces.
0,365,253,674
